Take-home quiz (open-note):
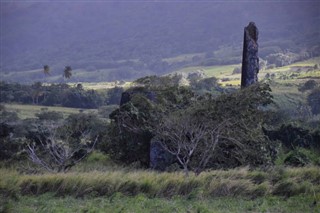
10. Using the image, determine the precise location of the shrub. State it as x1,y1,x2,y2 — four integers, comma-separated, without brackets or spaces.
264,124,318,149
266,52,299,67
191,77,219,91
0,107,23,162
272,179,310,197
85,151,110,163
284,149,311,166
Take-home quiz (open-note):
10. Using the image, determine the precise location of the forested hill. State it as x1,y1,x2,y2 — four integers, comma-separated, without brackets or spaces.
1,1,320,77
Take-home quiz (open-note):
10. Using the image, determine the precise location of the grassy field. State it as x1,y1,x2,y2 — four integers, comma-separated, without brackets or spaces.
175,64,240,78
1,163,319,212
80,81,132,91
5,193,318,213
3,103,97,119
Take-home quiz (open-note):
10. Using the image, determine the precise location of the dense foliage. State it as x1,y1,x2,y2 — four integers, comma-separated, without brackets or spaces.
101,80,276,172
1,75,319,173
264,124,320,150
0,81,122,109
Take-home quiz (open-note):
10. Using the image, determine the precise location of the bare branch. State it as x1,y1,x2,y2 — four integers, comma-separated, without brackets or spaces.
25,123,97,173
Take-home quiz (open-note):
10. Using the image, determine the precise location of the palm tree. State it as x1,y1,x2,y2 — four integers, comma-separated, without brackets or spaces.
63,66,72,79
43,65,50,76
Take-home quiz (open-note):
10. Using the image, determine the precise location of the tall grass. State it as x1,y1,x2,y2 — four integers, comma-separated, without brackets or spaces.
1,166,319,199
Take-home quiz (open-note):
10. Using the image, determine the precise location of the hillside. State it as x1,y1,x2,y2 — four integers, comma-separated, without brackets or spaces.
1,1,320,82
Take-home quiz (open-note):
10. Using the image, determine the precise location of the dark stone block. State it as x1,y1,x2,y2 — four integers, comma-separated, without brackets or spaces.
119,91,131,106
150,138,174,171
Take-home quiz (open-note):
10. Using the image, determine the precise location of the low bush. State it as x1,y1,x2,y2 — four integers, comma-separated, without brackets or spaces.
272,179,311,197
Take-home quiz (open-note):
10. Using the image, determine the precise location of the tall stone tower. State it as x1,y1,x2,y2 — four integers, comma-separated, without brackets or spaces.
241,22,259,88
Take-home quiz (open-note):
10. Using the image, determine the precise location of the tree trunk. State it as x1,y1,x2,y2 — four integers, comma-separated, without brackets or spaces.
183,166,189,177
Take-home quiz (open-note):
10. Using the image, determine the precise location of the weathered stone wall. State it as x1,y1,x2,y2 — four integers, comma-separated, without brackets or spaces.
241,22,259,88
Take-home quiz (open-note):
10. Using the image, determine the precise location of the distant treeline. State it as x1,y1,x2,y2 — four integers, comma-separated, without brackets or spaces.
0,81,123,109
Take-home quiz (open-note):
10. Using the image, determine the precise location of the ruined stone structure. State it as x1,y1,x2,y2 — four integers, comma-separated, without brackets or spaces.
118,88,170,170
241,22,259,88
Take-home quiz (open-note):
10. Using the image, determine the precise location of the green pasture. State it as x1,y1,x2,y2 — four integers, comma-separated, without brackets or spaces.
80,81,132,91
176,64,239,78
3,104,97,119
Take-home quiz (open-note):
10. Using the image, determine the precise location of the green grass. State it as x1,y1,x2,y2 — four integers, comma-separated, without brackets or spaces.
3,193,319,213
175,64,239,78
3,103,97,119
202,64,240,78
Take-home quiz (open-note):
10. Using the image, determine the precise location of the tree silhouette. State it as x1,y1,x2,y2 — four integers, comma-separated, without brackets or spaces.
43,65,50,76
63,66,72,79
